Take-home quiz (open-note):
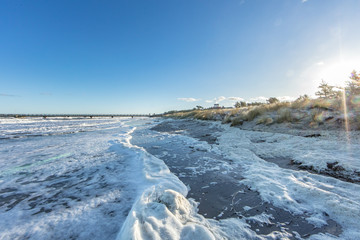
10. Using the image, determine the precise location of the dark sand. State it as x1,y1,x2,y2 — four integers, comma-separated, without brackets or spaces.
131,119,342,239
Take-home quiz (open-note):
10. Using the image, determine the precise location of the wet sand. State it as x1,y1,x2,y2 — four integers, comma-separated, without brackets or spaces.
132,119,342,239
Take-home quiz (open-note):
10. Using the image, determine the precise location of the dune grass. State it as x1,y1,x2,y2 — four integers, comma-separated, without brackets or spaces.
256,115,274,125
276,108,295,123
164,95,359,130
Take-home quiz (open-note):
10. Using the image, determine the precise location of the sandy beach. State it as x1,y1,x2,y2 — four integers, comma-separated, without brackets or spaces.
131,119,351,239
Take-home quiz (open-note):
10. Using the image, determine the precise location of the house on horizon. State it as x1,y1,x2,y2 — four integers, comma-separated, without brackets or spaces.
213,103,220,109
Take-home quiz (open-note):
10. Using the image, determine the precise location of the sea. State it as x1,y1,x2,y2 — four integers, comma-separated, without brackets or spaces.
1,117,360,240
0,117,161,239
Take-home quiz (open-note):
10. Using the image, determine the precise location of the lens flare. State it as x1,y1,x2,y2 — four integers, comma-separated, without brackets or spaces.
342,90,350,143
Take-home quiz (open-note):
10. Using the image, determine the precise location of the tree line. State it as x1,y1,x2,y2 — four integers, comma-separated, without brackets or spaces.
231,70,360,108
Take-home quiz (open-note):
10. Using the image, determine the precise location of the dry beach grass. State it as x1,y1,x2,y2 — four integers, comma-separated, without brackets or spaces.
164,96,360,131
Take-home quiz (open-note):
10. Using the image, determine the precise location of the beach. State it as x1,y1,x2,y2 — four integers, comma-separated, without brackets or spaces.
132,119,355,239
1,117,360,239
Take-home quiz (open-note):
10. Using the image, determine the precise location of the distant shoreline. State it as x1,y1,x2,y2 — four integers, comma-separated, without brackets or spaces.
0,114,159,118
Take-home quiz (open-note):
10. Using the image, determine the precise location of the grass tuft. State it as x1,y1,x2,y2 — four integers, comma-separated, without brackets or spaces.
256,116,274,125
230,117,244,126
276,108,295,123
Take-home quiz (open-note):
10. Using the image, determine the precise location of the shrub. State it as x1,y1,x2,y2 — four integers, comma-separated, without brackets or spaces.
230,117,244,126
256,116,274,125
276,108,294,123
310,98,336,110
291,98,311,109
245,107,264,121
266,102,291,111
222,115,232,124
311,109,325,123
354,116,360,130
267,97,280,104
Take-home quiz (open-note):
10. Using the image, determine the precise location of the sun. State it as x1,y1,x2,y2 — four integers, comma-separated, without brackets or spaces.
316,58,359,88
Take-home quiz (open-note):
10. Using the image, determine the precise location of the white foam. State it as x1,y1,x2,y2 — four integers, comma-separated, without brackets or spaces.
216,123,360,239
0,118,154,239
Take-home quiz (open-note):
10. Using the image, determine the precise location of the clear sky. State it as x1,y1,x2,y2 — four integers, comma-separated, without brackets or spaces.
1,0,360,114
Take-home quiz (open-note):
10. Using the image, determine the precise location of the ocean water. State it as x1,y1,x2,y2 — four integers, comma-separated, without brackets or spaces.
1,117,360,240
0,117,158,239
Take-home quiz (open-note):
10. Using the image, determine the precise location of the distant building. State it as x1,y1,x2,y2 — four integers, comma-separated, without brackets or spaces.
213,104,220,109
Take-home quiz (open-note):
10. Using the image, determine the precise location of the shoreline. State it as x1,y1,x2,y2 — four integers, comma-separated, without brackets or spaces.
132,119,346,238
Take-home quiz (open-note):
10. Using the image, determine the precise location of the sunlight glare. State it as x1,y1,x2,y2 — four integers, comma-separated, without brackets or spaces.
316,58,360,88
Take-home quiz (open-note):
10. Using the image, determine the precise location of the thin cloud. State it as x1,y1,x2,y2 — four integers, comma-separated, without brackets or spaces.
214,96,226,103
177,97,200,102
0,93,16,97
248,96,296,103
228,97,245,102
277,96,296,102
249,96,267,103
205,96,226,103
316,61,324,66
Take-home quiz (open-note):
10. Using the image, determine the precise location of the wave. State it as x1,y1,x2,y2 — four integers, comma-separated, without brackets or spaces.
114,123,258,240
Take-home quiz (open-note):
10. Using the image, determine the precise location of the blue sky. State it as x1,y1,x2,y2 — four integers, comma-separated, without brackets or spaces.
1,0,360,114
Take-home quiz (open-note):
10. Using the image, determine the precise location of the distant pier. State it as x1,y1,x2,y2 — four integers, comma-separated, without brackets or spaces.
0,114,163,118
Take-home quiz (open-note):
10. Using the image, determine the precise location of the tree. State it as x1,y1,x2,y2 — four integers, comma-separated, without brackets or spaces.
346,70,360,95
234,102,241,108
267,97,279,104
315,80,338,98
240,101,247,107
248,102,263,106
196,105,204,110
296,94,310,101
